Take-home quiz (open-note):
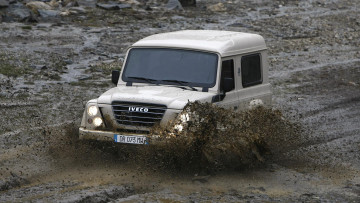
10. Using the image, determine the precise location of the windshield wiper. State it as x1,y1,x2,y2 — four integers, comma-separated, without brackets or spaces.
128,76,159,84
162,79,198,91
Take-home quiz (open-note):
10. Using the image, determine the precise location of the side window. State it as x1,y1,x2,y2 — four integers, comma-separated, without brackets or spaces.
241,54,262,88
220,59,235,92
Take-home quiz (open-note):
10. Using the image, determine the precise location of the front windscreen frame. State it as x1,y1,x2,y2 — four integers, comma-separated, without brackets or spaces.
121,48,219,88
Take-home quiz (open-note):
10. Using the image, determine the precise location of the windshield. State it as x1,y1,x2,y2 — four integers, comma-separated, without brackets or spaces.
122,48,218,88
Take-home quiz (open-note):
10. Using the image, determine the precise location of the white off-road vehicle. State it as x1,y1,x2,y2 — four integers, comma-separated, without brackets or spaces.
79,30,271,145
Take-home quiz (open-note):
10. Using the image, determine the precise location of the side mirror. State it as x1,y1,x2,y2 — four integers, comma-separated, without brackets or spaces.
112,70,120,85
223,77,234,92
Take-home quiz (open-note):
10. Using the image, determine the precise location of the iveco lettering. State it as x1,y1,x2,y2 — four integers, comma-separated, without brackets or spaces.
79,30,272,145
128,107,149,112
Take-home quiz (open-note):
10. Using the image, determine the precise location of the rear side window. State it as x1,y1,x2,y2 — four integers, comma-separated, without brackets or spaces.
241,54,262,87
220,59,235,92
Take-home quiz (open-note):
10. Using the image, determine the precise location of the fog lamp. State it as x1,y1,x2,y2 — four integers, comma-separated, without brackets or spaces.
93,117,103,127
88,105,98,116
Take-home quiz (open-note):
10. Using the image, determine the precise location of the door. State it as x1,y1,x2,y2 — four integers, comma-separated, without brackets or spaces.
236,53,272,109
217,59,239,110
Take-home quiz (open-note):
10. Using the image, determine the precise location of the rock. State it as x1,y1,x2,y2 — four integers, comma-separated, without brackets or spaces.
49,73,61,80
48,0,60,8
3,2,38,22
76,0,96,8
120,0,140,6
60,10,70,16
166,0,183,10
78,75,91,80
258,187,266,192
96,3,118,10
96,2,131,10
192,175,210,183
114,3,132,9
0,172,30,191
228,22,253,29
179,0,195,7
61,7,85,16
62,0,79,8
349,81,358,86
31,65,48,70
65,1,79,7
0,0,9,8
26,1,52,14
207,3,226,12
38,9,59,18
68,6,86,14
144,5,152,11
64,59,73,65
26,13,39,22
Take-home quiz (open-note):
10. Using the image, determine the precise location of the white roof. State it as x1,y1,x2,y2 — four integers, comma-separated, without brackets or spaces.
132,30,267,57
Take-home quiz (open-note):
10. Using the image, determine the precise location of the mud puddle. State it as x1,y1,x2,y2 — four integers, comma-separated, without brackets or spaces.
1,0,360,201
0,103,305,202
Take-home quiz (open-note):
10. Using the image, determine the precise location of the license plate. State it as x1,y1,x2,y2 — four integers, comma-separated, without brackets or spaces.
114,134,148,145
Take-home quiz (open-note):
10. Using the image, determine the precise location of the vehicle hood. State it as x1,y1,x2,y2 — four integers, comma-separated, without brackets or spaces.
97,85,216,109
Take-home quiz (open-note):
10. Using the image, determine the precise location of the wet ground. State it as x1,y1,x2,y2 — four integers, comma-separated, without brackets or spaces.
1,0,360,202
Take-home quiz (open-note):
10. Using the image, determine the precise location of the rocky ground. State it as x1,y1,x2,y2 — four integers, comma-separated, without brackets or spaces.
0,0,359,202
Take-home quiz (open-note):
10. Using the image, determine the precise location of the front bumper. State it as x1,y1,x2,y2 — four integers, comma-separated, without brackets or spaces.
79,127,164,144
79,127,118,142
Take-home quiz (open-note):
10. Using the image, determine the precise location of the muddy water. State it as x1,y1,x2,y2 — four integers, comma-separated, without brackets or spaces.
138,102,303,173
1,0,360,202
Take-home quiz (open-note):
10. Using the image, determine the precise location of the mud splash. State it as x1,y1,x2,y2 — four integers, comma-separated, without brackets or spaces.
137,102,303,173
41,102,303,174
44,123,121,165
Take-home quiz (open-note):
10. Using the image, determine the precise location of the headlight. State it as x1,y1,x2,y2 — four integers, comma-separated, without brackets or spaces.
93,117,103,127
87,105,98,116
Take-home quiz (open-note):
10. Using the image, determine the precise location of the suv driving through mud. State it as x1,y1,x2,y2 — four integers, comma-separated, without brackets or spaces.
79,30,272,145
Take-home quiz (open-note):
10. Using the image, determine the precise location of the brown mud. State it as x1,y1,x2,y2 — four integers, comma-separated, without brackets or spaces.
1,0,360,202
139,102,303,173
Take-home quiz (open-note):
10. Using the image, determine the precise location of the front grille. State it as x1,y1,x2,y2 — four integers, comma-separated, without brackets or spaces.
112,101,167,127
